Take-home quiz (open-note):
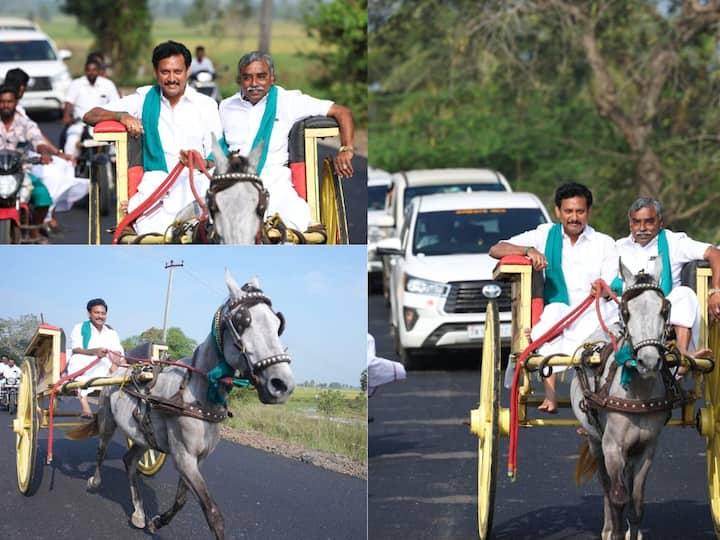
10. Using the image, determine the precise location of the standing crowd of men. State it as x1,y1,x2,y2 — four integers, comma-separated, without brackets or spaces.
1,40,355,240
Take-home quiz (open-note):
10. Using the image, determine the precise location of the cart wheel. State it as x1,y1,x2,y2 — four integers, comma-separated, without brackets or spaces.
14,360,41,495
127,438,167,477
319,158,349,244
470,301,500,540
705,320,720,534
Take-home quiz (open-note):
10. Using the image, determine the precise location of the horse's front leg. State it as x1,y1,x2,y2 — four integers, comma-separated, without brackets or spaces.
123,443,149,529
174,451,225,540
87,391,116,490
148,477,189,533
601,438,628,540
625,446,656,540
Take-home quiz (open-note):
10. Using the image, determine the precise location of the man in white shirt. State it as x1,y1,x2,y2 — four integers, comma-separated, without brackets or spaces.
615,197,720,370
190,45,215,76
219,51,355,232
3,357,21,383
68,298,123,418
489,182,619,413
83,40,221,235
62,56,120,157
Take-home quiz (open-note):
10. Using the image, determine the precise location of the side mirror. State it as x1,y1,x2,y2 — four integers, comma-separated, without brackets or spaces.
58,49,72,61
376,236,402,256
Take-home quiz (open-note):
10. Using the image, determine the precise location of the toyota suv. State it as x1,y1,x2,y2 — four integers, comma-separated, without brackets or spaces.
0,27,72,115
377,191,551,367
368,167,394,290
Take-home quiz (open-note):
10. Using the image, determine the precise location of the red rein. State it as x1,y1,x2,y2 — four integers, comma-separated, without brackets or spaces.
506,279,619,479
112,150,212,244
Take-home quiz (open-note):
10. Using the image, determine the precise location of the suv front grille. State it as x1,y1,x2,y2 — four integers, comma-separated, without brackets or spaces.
445,280,512,313
27,76,51,91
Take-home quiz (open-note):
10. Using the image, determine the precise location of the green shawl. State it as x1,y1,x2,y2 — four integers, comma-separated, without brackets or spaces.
543,222,570,305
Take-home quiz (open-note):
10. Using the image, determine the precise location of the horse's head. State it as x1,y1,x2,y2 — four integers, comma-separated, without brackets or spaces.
206,136,268,244
218,271,295,403
619,257,670,378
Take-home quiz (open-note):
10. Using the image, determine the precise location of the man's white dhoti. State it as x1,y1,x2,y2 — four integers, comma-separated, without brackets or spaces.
667,285,701,351
262,165,311,231
128,169,210,235
531,301,619,371
32,157,89,212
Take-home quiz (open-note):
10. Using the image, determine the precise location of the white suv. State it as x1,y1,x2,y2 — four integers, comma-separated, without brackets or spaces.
377,191,551,367
367,167,394,288
0,28,72,115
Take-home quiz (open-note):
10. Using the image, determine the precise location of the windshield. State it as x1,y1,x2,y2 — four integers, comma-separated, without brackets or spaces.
0,40,56,62
403,183,505,211
413,208,547,256
368,185,387,211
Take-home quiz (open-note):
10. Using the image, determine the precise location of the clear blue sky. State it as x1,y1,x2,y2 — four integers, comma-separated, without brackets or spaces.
0,245,367,386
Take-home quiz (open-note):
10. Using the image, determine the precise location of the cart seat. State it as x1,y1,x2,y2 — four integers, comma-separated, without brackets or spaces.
495,255,545,327
93,120,144,198
125,341,165,363
288,115,340,201
680,259,709,292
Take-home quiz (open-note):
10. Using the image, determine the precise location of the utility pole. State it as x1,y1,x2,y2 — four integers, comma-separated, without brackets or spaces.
258,0,273,54
162,260,184,343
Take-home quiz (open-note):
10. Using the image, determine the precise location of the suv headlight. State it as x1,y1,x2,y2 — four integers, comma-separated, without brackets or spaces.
0,175,19,198
404,274,448,296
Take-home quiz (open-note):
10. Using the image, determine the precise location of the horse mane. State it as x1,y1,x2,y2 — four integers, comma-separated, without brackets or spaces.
632,271,657,287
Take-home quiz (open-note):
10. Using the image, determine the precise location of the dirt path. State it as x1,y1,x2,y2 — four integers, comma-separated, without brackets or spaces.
220,425,367,480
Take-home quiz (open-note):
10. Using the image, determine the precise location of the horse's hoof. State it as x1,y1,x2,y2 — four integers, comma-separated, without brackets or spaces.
131,513,146,529
87,476,100,489
147,515,161,533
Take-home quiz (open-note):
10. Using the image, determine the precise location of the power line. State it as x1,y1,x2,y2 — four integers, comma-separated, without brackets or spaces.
162,260,184,342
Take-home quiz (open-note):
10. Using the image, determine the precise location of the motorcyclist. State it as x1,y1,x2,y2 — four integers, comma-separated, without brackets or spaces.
0,84,58,243
190,45,215,78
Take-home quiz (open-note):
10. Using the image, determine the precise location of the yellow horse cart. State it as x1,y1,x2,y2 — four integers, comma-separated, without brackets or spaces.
13,324,167,495
90,116,349,245
468,256,720,538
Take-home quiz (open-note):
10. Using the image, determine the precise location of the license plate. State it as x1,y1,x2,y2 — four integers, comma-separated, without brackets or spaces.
468,324,484,339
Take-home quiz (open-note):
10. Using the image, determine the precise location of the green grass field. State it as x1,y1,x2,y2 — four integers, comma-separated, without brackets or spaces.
226,386,367,463
43,16,325,98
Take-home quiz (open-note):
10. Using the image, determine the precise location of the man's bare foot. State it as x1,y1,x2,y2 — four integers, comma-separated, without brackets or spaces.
537,399,558,414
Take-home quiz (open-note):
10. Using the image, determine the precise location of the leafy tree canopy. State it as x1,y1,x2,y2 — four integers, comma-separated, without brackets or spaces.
122,326,197,361
0,314,42,363
303,0,368,125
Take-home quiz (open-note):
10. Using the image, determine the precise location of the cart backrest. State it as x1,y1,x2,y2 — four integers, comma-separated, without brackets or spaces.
24,325,66,389
125,340,168,362
680,259,709,291
288,115,340,201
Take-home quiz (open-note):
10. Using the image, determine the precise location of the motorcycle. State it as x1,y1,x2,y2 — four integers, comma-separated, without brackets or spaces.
0,147,40,244
0,377,19,414
189,65,228,104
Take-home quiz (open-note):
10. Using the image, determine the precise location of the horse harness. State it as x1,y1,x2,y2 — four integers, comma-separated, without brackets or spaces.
574,280,686,433
201,171,270,244
122,288,290,448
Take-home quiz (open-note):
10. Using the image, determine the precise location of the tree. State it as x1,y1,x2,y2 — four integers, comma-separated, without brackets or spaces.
303,0,368,125
369,0,720,240
0,314,42,363
62,0,153,82
360,368,368,392
122,326,197,360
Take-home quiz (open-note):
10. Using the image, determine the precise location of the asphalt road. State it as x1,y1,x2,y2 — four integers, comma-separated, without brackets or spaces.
368,292,716,540
0,404,366,540
35,115,367,245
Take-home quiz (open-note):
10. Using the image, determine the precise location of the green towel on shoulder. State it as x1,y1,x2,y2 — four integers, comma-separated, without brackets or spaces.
613,229,672,296
251,85,277,175
81,320,92,349
141,85,168,172
543,222,570,305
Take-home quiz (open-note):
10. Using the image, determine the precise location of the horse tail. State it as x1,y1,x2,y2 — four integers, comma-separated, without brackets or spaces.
575,439,597,485
64,415,99,440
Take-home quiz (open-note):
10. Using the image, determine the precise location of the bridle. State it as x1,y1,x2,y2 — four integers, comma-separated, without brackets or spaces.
204,168,270,244
212,286,290,380
618,279,671,356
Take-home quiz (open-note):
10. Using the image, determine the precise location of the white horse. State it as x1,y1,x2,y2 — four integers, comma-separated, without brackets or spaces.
67,272,295,539
571,259,684,540
172,138,268,244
